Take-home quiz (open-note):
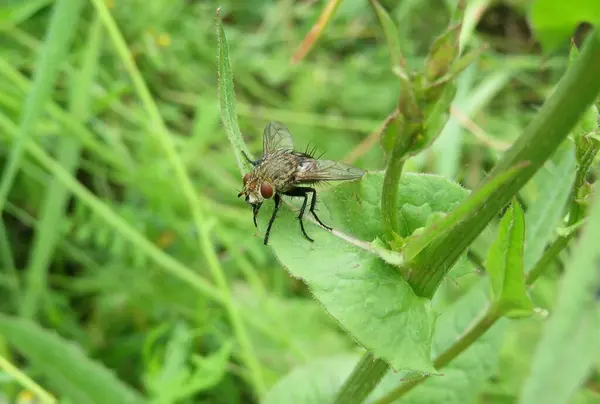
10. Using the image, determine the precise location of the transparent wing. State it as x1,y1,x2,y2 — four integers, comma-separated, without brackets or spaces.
295,159,365,182
263,121,294,157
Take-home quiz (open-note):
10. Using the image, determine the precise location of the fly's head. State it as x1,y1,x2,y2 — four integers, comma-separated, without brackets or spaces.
238,171,276,223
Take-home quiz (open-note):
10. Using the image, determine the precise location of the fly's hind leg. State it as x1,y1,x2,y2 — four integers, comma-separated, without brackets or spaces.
306,187,332,231
283,188,314,242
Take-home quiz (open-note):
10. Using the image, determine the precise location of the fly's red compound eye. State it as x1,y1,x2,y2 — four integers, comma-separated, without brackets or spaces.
243,173,252,185
260,182,274,199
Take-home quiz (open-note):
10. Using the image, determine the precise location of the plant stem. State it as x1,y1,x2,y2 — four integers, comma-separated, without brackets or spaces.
408,29,600,298
333,353,391,404
525,232,576,287
381,120,412,239
372,307,500,404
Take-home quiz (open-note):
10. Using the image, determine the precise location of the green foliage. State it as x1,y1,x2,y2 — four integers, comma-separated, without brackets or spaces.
0,314,144,403
1,0,600,403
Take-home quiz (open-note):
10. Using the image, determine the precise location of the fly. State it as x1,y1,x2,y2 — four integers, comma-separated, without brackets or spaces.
238,121,365,245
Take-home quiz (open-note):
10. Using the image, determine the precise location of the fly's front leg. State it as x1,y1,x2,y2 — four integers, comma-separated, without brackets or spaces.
264,194,281,245
242,151,260,166
252,202,262,228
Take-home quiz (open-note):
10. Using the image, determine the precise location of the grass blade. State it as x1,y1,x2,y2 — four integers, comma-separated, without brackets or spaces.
0,0,84,214
20,13,102,320
291,0,342,64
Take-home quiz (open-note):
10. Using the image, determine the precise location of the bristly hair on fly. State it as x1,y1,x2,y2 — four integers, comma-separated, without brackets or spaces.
237,121,366,245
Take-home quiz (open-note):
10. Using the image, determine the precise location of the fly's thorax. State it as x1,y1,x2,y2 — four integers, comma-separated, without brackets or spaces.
259,152,302,191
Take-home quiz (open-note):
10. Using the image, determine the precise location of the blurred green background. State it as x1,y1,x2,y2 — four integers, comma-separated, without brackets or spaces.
0,0,597,403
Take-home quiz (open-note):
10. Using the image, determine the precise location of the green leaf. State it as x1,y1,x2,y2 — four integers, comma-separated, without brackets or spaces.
487,201,534,318
0,314,145,404
266,172,469,374
523,141,576,271
216,9,253,175
264,355,360,404
530,0,600,51
519,182,600,404
373,282,507,403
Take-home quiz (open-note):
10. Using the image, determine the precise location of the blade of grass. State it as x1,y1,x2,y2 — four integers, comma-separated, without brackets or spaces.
20,12,102,320
291,0,343,64
216,8,253,174
0,353,56,404
0,0,84,214
89,0,266,395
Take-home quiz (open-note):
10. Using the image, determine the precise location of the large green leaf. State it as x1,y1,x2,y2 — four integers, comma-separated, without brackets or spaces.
530,0,600,51
373,282,507,403
487,201,534,318
263,282,506,404
519,185,600,404
0,314,145,404
265,172,468,374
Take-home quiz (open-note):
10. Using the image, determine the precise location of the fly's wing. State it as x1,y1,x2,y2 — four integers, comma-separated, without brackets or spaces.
263,121,294,157
295,158,365,182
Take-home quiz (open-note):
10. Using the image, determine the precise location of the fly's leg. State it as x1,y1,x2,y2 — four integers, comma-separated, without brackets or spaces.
252,202,262,228
242,151,260,166
306,187,332,231
284,188,314,242
264,194,281,245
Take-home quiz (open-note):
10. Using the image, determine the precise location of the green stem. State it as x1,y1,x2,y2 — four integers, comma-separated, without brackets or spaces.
408,29,600,298
525,232,576,287
333,353,390,404
381,120,412,238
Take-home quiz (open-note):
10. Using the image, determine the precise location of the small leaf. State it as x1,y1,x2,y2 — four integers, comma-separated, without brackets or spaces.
267,172,469,374
0,314,144,404
216,9,253,175
519,179,600,404
487,201,534,318
530,0,600,52
425,23,462,82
